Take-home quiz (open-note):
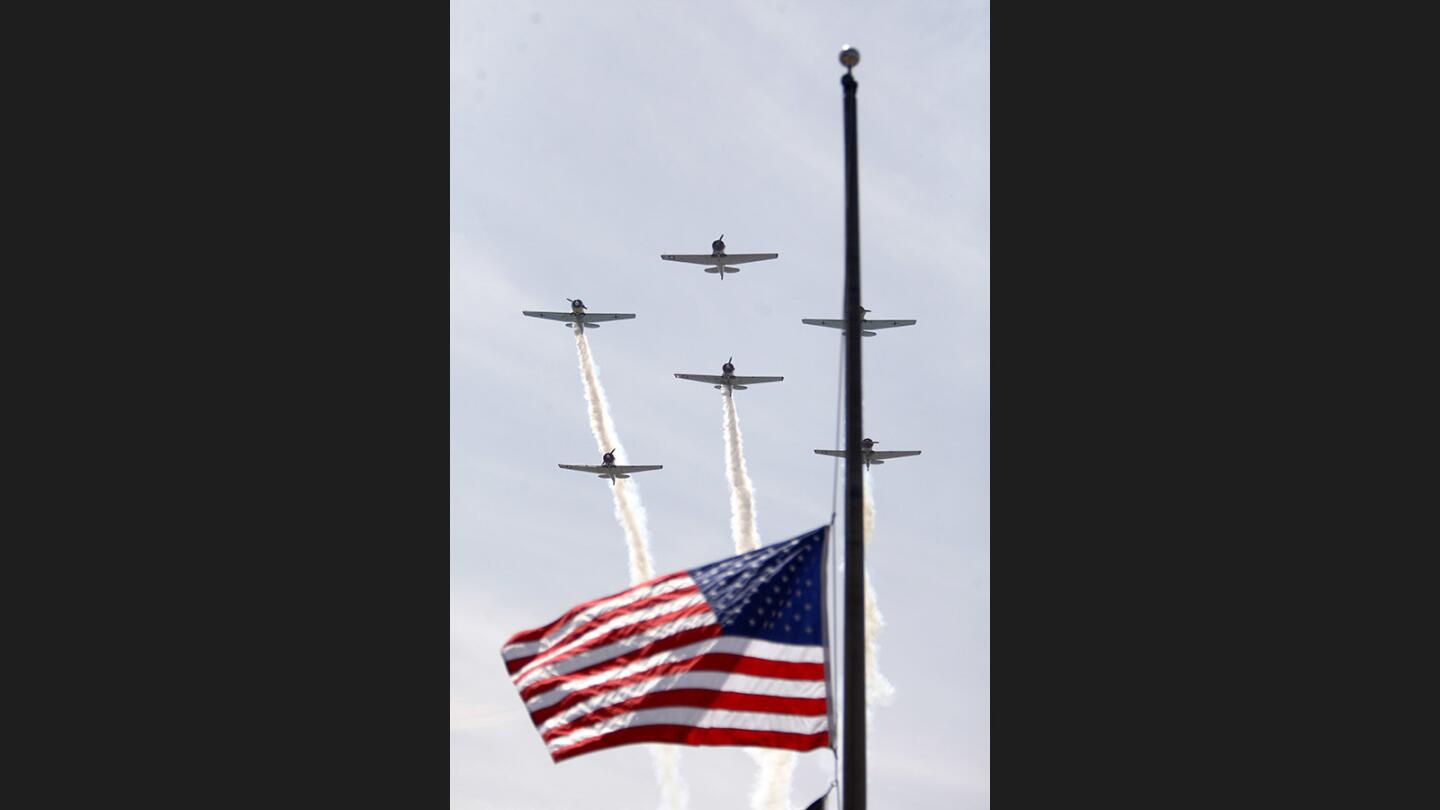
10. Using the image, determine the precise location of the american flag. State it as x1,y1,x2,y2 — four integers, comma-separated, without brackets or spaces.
501,527,832,763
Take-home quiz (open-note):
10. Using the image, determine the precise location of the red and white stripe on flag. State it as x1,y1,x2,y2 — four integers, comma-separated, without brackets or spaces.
501,559,831,763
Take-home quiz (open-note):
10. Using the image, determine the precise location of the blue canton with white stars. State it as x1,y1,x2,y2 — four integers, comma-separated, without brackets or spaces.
687,527,828,645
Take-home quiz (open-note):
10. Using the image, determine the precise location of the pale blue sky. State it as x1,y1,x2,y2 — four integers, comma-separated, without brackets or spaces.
452,2,988,807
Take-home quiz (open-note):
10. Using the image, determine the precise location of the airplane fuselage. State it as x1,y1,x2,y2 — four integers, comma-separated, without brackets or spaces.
598,451,626,485
716,363,739,389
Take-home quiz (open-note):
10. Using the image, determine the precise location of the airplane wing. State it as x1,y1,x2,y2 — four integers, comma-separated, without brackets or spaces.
719,253,778,265
558,464,662,474
661,253,777,265
524,311,578,322
579,313,636,323
868,450,921,460
813,450,845,458
728,376,784,386
675,373,726,385
608,465,662,474
802,318,916,330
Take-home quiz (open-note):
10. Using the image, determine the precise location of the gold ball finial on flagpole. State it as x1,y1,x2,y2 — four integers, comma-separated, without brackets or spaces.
839,46,860,70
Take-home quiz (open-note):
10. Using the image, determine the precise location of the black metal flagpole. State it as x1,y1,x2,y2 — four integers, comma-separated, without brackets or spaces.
838,45,866,810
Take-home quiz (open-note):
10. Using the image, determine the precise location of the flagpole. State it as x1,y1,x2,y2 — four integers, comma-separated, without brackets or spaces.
838,45,866,810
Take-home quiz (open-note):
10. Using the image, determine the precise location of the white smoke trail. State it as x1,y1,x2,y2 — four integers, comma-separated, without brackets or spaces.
750,748,799,810
574,330,685,808
720,388,796,810
863,471,896,710
613,478,655,583
721,388,760,553
575,331,656,583
652,747,688,810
